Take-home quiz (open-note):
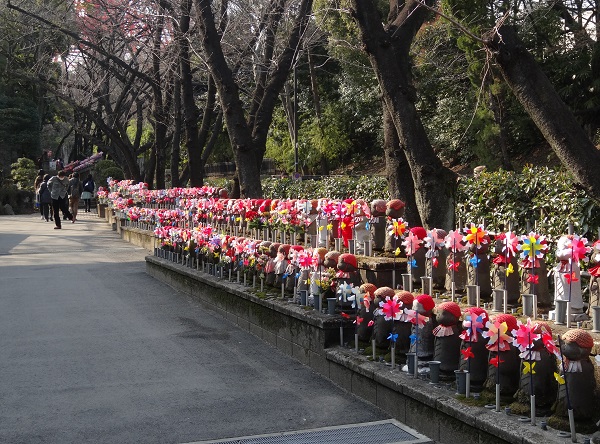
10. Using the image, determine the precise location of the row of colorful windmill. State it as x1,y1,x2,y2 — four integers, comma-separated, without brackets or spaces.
355,284,596,438
104,180,600,317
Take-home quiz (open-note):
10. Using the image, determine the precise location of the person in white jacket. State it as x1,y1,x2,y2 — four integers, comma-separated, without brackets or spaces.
47,170,73,229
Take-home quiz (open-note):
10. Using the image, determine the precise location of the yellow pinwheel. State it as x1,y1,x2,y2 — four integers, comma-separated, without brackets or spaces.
554,372,565,385
506,263,514,276
522,361,536,375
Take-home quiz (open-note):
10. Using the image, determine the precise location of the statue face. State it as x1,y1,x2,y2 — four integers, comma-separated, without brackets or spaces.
562,342,591,361
436,310,458,326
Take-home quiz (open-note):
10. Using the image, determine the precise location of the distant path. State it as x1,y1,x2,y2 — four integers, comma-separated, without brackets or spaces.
0,214,388,444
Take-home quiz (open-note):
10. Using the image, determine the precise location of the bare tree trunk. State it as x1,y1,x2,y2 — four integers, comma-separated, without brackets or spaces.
382,101,421,226
350,0,457,229
489,25,600,203
488,83,513,171
171,75,182,188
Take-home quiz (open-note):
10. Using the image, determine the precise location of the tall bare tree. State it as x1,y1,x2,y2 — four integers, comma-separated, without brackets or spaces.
195,0,314,197
348,0,457,229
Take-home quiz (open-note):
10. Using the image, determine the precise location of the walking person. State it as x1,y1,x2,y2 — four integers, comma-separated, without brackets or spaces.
47,170,73,229
68,172,83,222
34,169,45,219
81,173,95,212
38,174,53,222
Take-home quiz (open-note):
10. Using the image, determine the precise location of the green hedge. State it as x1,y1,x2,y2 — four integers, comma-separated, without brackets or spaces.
260,167,600,241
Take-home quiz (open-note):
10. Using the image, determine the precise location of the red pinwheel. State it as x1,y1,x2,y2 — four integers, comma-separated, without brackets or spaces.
381,296,402,321
461,347,474,361
341,312,351,319
448,260,460,271
489,355,505,368
526,274,539,284
542,332,561,358
564,272,578,284
511,318,540,353
354,316,363,325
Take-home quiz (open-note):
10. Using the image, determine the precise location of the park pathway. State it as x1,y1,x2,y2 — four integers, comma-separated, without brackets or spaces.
0,213,388,444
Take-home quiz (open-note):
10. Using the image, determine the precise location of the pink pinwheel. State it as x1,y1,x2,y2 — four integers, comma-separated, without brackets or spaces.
464,223,488,249
424,228,445,259
298,251,313,269
542,332,561,359
402,231,421,256
511,318,540,353
445,230,468,252
380,296,402,321
404,309,428,327
570,235,591,262
459,314,485,342
497,231,519,258
482,320,513,351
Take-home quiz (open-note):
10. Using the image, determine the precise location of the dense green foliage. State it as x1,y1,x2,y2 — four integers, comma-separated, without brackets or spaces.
93,160,125,188
10,157,37,191
262,175,389,202
260,167,600,241
456,166,600,241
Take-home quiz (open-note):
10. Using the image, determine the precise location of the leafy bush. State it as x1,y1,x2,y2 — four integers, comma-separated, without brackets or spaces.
261,167,599,247
0,184,34,214
456,166,600,241
10,157,37,192
94,160,124,187
262,175,389,202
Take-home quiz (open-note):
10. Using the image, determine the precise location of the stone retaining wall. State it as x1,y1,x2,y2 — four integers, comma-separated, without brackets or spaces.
145,255,568,444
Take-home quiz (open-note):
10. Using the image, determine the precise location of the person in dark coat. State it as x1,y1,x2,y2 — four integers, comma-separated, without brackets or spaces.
81,174,96,213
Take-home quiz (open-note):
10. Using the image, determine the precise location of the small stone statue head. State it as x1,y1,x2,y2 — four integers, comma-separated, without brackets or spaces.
561,329,594,361
385,199,405,219
436,301,462,326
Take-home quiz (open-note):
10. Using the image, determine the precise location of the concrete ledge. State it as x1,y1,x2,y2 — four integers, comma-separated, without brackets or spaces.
326,348,566,444
146,256,345,357
144,250,576,444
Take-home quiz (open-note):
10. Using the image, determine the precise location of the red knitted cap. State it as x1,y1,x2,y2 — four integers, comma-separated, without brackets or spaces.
416,294,435,312
387,199,405,210
410,226,427,240
438,301,461,319
533,321,552,335
464,306,489,323
339,253,358,269
360,283,377,298
493,314,518,333
562,329,594,349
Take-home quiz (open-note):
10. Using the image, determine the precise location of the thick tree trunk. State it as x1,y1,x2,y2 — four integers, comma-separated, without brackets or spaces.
382,101,422,226
351,0,457,230
196,0,262,197
171,75,182,188
179,0,203,188
489,25,600,203
151,6,167,190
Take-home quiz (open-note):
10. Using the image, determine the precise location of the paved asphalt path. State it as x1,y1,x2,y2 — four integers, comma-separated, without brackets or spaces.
0,213,388,444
